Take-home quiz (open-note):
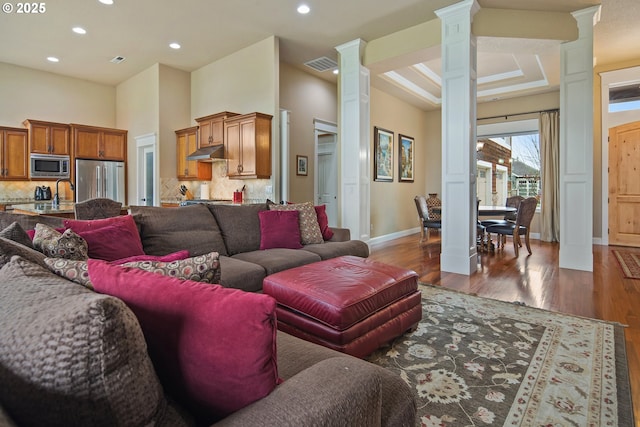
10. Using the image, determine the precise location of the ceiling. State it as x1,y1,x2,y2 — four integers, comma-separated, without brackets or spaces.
1,0,638,111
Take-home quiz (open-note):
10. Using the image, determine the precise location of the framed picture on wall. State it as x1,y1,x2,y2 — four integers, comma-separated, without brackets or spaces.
374,127,393,182
296,155,308,176
398,134,415,182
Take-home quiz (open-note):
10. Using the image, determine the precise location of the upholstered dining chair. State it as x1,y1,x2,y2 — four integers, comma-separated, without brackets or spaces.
414,195,441,243
480,195,524,228
484,197,538,256
74,198,123,220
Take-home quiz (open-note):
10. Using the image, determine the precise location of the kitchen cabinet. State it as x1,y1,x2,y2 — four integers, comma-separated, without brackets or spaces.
223,112,272,179
195,112,239,148
0,127,28,180
71,124,127,161
176,126,211,180
23,119,70,155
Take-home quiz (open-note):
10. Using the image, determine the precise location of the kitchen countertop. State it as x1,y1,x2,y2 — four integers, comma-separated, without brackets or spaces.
11,202,129,216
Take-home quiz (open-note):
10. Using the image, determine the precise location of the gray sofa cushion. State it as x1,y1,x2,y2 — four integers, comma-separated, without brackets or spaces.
218,255,267,292
132,204,228,256
0,236,46,269
0,256,174,427
207,203,269,255
0,221,33,248
233,248,321,275
302,240,370,260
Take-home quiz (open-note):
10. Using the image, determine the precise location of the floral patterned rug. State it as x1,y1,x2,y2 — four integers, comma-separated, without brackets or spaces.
613,250,640,279
367,284,634,427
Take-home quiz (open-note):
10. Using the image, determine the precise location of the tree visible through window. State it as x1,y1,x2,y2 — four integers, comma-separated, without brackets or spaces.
510,133,541,200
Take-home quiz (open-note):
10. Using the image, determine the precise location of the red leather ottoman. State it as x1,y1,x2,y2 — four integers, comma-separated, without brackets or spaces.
263,255,422,358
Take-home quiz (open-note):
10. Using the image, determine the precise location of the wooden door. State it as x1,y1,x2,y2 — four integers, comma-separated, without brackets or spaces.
239,119,256,176
50,125,70,155
74,127,101,159
224,121,241,177
101,130,126,160
609,120,640,246
4,130,28,179
29,123,50,153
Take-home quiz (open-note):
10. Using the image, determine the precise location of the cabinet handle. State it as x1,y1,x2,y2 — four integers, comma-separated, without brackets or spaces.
237,164,243,173
184,168,188,175
209,136,213,143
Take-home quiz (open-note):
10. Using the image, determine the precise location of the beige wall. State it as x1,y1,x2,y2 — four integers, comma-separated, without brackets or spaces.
158,65,191,178
116,64,160,205
279,62,337,203
0,62,115,128
370,86,429,237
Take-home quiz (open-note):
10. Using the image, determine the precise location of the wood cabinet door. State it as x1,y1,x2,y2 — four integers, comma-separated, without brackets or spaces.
176,132,189,178
239,119,256,176
29,123,50,153
74,127,101,159
198,120,213,148
101,130,126,160
4,130,28,179
224,121,242,177
50,125,70,155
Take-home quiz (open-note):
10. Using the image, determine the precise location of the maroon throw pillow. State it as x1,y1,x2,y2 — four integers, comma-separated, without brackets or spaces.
111,250,190,265
63,215,136,233
258,210,303,250
314,205,334,240
87,259,280,423
64,215,145,261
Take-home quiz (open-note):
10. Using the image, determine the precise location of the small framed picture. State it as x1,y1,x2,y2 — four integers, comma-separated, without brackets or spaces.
296,155,308,176
374,127,393,182
398,134,415,182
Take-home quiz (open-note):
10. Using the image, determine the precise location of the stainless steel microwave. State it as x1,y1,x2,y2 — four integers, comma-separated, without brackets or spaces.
30,154,70,179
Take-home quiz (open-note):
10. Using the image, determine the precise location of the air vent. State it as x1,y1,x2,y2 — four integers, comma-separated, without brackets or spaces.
304,56,338,72
110,56,126,64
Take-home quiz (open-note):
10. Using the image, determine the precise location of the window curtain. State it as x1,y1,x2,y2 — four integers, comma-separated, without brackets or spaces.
540,110,560,242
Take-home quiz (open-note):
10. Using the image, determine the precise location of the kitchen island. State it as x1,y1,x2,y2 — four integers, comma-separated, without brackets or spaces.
11,202,129,218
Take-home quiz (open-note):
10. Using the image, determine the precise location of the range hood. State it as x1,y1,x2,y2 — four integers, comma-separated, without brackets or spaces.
186,144,224,161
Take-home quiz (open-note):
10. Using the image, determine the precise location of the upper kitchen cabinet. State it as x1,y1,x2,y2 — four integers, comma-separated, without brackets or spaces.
23,119,70,155
223,112,272,179
195,112,239,148
0,127,28,180
176,126,211,180
71,124,127,161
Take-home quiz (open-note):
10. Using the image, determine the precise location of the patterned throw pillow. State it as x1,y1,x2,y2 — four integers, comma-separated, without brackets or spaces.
269,201,324,245
32,223,88,260
0,222,33,248
44,258,94,289
122,251,221,284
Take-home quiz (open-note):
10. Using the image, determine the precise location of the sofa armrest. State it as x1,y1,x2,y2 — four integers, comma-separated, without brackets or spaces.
213,357,382,427
328,227,350,242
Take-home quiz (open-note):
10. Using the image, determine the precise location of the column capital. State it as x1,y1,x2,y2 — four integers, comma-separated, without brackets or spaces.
435,0,480,20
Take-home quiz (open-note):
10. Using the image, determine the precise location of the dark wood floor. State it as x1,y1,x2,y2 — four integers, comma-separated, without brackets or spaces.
368,233,640,425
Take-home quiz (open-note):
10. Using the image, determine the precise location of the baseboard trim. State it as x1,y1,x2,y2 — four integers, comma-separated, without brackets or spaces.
369,227,420,246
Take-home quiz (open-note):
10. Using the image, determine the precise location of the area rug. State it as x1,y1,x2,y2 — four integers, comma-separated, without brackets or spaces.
613,249,640,279
367,284,634,427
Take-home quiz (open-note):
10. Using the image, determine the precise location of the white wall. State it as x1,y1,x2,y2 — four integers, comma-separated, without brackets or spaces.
0,62,115,128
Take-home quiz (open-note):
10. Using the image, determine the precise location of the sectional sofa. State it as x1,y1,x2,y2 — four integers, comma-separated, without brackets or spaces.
0,204,416,426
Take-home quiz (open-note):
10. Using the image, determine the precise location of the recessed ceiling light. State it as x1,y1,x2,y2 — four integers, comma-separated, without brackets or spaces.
332,69,339,75
47,56,59,63
169,42,181,50
297,4,310,14
99,0,113,5
72,27,86,35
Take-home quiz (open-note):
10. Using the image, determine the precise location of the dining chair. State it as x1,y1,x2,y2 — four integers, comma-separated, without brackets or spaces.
414,195,441,243
484,197,537,256
74,198,123,220
480,195,524,227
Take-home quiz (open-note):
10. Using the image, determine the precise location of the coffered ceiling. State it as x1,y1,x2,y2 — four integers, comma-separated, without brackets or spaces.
0,0,637,111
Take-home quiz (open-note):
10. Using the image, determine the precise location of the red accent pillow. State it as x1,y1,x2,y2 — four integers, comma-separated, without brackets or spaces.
87,259,280,423
64,215,145,261
258,210,303,250
111,250,190,265
314,205,334,240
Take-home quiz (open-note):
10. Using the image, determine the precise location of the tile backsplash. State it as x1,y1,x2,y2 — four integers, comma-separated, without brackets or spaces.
0,180,73,201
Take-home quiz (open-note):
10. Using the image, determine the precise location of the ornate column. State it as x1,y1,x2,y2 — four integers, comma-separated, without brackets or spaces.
435,0,480,275
335,39,371,241
559,6,600,271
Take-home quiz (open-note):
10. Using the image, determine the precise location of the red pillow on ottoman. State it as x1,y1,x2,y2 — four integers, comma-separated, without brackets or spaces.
87,259,280,423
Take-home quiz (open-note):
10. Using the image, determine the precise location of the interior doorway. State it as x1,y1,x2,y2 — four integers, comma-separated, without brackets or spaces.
314,119,338,227
136,133,158,206
476,160,492,205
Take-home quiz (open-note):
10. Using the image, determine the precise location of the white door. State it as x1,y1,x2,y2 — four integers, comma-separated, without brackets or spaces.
136,133,158,206
314,120,338,227
476,161,492,205
495,164,508,206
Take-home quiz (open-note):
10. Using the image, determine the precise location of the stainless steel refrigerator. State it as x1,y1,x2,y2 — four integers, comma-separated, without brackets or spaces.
75,159,125,204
